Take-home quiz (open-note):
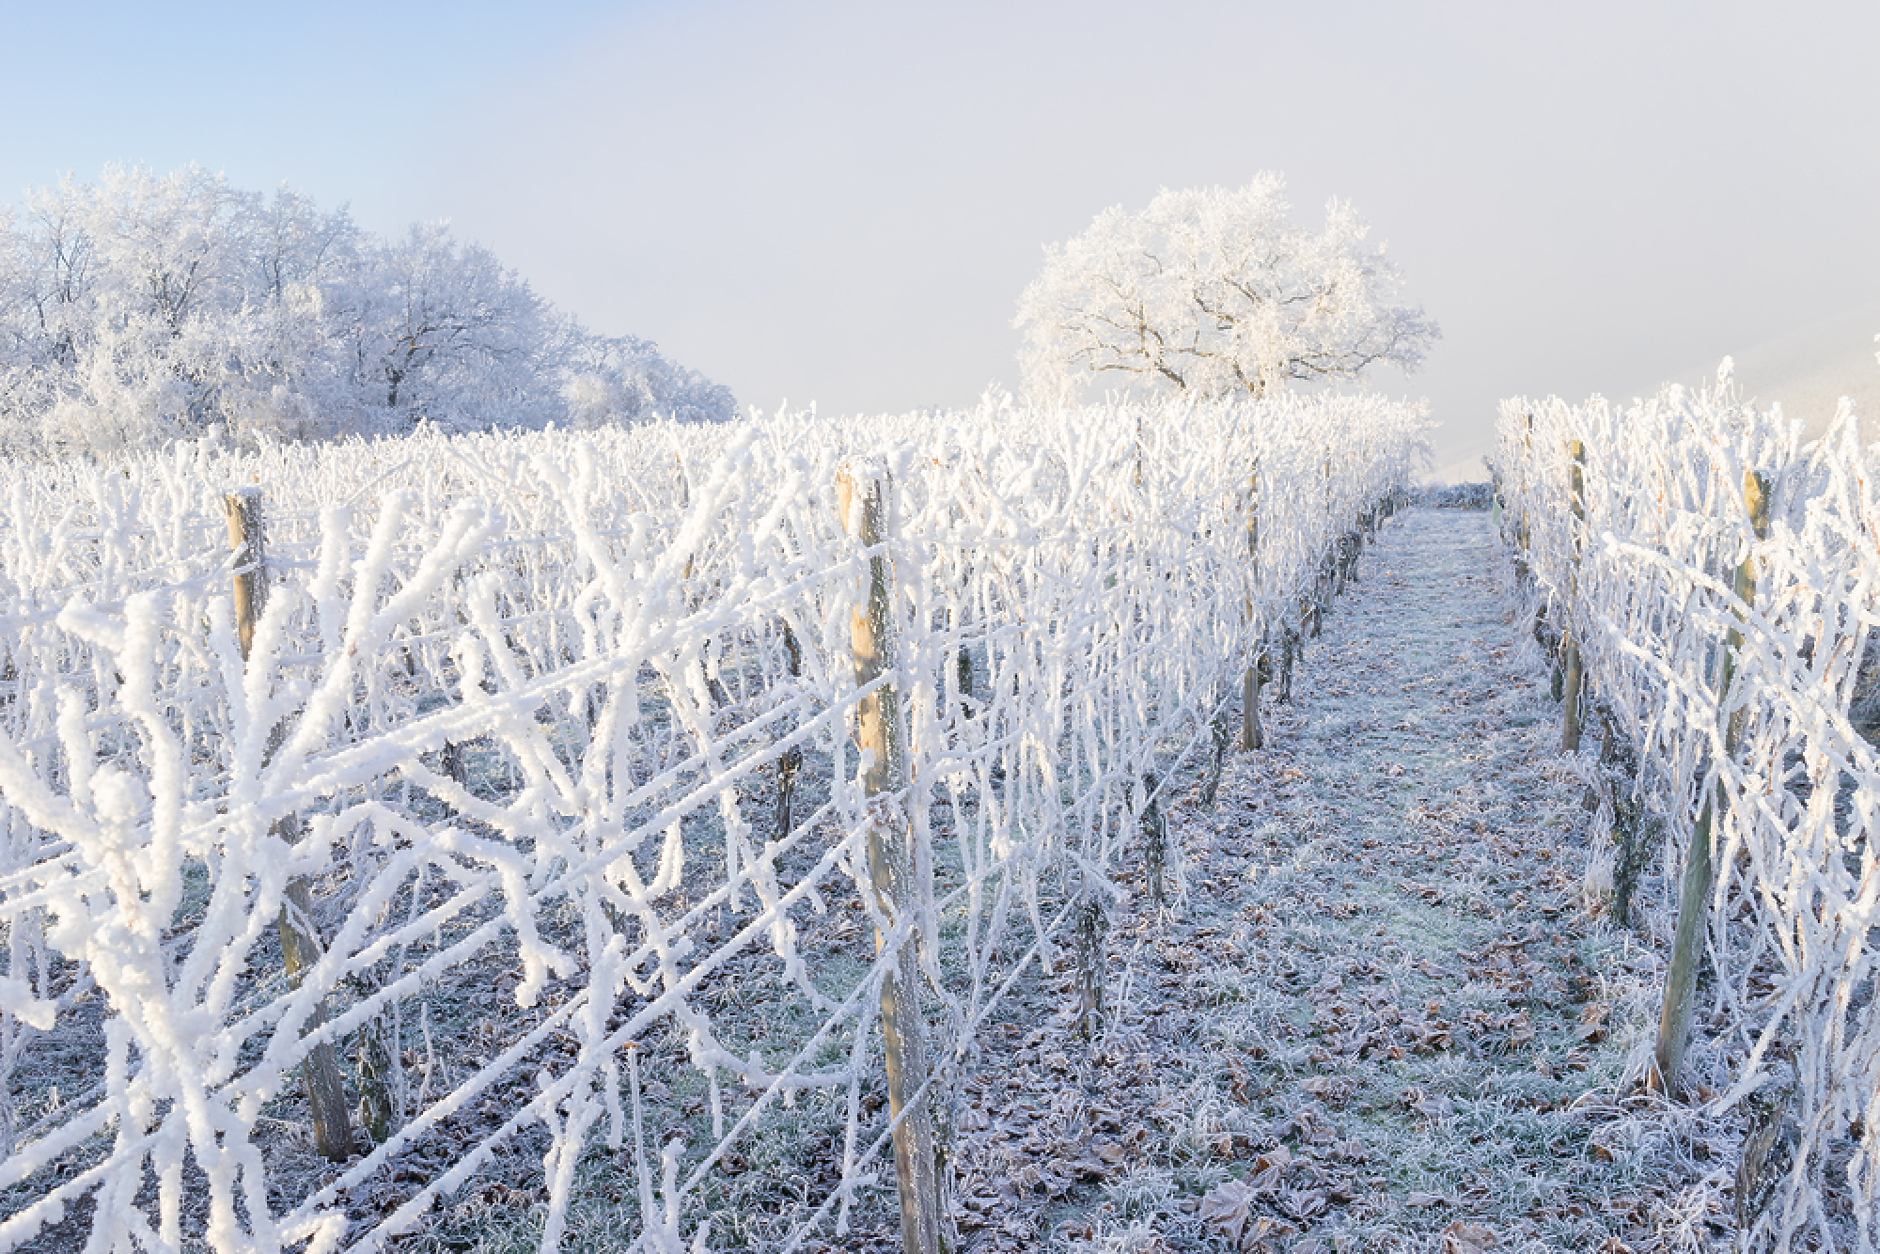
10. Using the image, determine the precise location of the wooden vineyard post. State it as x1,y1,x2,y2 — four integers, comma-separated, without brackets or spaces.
222,489,357,1162
1242,461,1264,751
1514,414,1534,586
1561,439,1587,753
226,488,267,660
837,463,942,1254
1653,469,1772,1093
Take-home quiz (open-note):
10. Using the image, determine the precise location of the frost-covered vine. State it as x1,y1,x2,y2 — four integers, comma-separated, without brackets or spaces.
0,392,1427,1252
1497,372,1880,1252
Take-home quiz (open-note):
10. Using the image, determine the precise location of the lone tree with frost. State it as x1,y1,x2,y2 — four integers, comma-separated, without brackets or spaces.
1015,174,1439,401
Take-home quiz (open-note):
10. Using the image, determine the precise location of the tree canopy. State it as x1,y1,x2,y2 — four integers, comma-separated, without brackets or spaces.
0,166,734,457
1015,174,1439,402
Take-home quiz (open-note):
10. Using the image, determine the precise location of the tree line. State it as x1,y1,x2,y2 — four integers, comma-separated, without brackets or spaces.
0,166,734,457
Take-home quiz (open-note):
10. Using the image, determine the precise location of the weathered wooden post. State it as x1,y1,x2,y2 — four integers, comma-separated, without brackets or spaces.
1242,461,1265,751
1653,469,1772,1093
226,488,267,659
837,463,942,1254
222,489,357,1162
1514,414,1535,585
1561,440,1587,753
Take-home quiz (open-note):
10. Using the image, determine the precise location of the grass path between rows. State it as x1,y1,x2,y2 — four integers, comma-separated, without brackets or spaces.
930,508,1727,1254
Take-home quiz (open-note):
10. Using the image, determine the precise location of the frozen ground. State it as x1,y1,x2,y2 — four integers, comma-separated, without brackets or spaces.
909,508,1735,1254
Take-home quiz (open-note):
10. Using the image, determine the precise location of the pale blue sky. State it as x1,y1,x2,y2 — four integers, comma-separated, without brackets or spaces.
5,1,1877,474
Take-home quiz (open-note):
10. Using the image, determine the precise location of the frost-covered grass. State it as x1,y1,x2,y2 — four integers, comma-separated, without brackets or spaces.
938,510,1730,1253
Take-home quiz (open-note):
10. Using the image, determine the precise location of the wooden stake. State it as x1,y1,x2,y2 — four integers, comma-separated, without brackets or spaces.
224,488,266,661
1561,440,1587,753
222,489,358,1162
1242,462,1264,751
1515,413,1535,585
837,464,941,1254
1560,635,1585,751
1653,469,1772,1093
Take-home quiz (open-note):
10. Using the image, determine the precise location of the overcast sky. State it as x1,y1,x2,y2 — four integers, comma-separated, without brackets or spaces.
5,0,1876,475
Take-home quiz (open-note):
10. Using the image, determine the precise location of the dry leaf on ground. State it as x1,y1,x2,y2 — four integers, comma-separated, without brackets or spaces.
1442,1219,1498,1252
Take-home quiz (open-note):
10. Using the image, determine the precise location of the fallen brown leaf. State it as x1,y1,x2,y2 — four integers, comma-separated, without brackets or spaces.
1197,1179,1258,1247
1442,1220,1498,1252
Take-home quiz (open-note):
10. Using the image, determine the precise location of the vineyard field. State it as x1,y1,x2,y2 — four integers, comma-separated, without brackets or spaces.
0,394,1427,1253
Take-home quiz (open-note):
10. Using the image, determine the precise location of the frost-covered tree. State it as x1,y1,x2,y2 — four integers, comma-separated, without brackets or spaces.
562,333,737,428
0,166,734,457
1015,174,1439,401
340,221,564,434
